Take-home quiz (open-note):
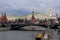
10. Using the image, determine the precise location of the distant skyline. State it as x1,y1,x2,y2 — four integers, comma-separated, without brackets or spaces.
0,0,60,16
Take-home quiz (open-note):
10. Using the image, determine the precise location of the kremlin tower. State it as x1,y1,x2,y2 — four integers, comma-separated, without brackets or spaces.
31,10,35,23
1,11,8,23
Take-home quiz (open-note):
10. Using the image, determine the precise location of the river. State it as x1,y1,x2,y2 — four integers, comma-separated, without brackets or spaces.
0,31,44,40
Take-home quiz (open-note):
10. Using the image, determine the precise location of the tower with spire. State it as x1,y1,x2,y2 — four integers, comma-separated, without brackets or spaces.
1,11,8,23
31,10,35,23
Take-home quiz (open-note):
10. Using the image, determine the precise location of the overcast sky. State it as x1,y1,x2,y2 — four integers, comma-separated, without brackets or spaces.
0,0,60,16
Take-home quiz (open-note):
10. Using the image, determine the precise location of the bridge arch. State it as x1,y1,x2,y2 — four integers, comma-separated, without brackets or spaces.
10,24,48,30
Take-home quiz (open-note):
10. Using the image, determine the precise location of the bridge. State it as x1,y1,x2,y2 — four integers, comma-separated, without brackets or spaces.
0,23,60,30
8,23,60,30
10,23,48,30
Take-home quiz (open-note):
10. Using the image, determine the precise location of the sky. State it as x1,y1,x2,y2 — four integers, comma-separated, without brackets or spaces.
0,0,60,16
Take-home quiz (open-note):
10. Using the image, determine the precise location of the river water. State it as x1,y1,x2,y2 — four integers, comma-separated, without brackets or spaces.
0,31,44,40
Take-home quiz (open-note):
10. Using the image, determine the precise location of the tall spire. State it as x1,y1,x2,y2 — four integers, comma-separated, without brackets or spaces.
31,9,35,23
1,11,7,23
32,10,34,16
4,11,6,17
2,11,4,17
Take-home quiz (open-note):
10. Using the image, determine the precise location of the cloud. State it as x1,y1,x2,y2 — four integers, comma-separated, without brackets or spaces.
0,0,60,16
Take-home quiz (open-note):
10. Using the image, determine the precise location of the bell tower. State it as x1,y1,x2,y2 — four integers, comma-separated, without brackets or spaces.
48,8,53,17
